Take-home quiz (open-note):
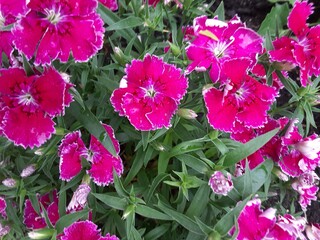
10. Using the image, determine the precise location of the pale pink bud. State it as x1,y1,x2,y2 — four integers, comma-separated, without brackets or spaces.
2,178,17,188
67,183,91,212
21,164,36,178
177,108,197,120
209,171,233,196
0,223,10,237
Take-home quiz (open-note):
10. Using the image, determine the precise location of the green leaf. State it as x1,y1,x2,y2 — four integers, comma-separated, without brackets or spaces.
214,1,225,21
93,193,127,210
55,208,90,233
146,173,169,203
175,154,210,174
222,128,279,167
157,200,203,235
144,224,171,240
258,3,290,36
136,204,172,220
106,16,144,31
66,101,117,156
22,54,35,76
113,169,129,198
213,196,251,236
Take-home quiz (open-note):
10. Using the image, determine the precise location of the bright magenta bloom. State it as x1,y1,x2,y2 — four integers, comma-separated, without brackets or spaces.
0,0,27,65
279,120,320,177
235,198,277,239
13,0,104,65
111,54,188,131
23,190,59,229
203,58,277,133
59,125,123,186
186,15,263,82
99,0,118,11
0,68,73,149
60,221,119,240
209,171,233,196
269,0,320,86
0,197,6,219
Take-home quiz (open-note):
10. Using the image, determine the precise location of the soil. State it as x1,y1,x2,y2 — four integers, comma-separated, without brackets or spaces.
211,0,320,224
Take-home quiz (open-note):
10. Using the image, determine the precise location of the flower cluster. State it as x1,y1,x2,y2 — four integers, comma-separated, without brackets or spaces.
59,124,123,186
0,67,73,149
111,54,188,131
269,0,320,86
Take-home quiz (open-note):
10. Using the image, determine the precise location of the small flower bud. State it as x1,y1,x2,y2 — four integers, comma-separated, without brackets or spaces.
2,178,17,188
168,42,181,56
114,47,126,66
272,168,289,182
0,223,10,237
122,204,135,219
28,229,55,239
177,108,197,120
67,183,91,212
21,164,36,178
209,171,233,196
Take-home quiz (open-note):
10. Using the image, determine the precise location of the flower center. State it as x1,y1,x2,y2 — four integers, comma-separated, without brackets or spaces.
45,9,61,24
145,86,157,98
0,11,5,29
18,92,36,106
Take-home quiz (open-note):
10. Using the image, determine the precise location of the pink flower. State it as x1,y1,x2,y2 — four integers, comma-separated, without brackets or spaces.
203,58,277,133
186,15,263,82
60,220,119,240
306,223,320,240
21,164,36,178
267,214,306,240
23,190,59,229
0,68,73,149
0,223,10,237
13,0,104,65
269,1,320,86
111,54,188,131
292,171,319,210
0,197,6,219
209,171,233,196
99,0,118,11
59,124,123,186
279,120,320,176
235,198,277,239
67,183,91,212
0,0,27,65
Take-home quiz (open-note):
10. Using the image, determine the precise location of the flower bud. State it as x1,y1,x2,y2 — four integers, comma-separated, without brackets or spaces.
21,164,36,178
122,204,135,219
114,47,126,66
0,223,10,237
272,168,289,182
28,229,55,239
2,178,17,188
177,108,197,120
67,183,91,212
168,42,181,56
209,171,233,196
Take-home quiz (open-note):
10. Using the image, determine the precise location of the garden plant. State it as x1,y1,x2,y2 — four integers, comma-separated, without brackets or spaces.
0,0,320,239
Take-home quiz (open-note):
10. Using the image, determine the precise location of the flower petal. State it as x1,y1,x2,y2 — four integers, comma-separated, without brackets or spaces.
61,221,101,240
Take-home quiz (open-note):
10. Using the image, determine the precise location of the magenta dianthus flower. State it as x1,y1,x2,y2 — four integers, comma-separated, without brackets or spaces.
269,0,320,86
203,58,277,133
111,54,188,131
60,220,119,240
186,15,263,83
59,124,123,186
23,190,59,230
0,68,73,149
0,0,27,66
13,0,104,65
99,0,118,11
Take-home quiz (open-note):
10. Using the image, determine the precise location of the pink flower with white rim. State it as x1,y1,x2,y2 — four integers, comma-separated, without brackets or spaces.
306,223,320,240
292,171,319,210
60,220,119,240
58,124,123,186
0,0,27,66
186,15,263,83
234,198,277,239
203,58,278,133
0,67,73,149
0,197,6,218
23,190,60,229
209,171,233,196
269,1,320,86
99,0,118,11
111,54,188,131
279,119,320,177
267,214,306,240
13,0,104,65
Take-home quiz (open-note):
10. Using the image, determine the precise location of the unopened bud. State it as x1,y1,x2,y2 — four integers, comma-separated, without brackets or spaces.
168,42,181,56
0,223,10,237
67,183,91,212
272,168,289,182
122,204,135,219
177,108,197,120
21,164,36,178
114,47,126,66
28,229,55,239
2,178,17,188
209,171,233,196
